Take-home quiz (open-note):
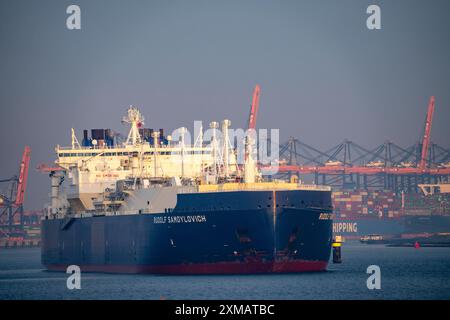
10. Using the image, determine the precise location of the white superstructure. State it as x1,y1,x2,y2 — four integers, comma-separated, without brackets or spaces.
50,106,243,215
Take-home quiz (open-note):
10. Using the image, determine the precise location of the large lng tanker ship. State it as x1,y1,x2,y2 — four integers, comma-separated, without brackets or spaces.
41,100,333,274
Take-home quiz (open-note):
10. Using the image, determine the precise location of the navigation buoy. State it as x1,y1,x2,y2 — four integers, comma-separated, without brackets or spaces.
414,241,420,249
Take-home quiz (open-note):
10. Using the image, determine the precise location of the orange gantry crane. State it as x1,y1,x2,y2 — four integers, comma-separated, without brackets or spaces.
248,84,261,131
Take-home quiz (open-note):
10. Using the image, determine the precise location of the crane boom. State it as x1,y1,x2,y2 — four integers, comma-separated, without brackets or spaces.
247,84,261,130
419,96,435,169
14,146,31,206
36,163,64,172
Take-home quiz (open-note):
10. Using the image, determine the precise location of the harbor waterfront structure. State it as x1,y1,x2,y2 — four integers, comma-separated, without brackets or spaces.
41,105,333,274
268,96,450,239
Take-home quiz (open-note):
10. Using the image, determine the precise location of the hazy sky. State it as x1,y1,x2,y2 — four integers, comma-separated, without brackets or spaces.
1,0,449,209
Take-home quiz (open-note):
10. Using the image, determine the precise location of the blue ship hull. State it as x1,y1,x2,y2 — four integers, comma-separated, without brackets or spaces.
41,189,333,274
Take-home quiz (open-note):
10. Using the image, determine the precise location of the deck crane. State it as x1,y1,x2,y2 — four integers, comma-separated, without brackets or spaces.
419,96,435,170
36,163,66,217
0,146,31,236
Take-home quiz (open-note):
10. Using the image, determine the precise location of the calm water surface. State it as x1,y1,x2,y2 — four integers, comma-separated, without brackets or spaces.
1,243,449,299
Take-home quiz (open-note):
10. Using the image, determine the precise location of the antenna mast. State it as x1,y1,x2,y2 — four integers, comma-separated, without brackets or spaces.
122,106,144,145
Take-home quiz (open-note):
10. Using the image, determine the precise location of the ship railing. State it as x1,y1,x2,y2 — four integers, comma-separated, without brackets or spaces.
195,182,331,193
56,144,211,151
297,184,332,191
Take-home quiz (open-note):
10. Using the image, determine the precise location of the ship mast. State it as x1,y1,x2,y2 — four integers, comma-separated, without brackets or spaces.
210,121,219,182
71,128,81,149
222,120,231,178
152,131,160,177
179,127,187,178
122,106,144,145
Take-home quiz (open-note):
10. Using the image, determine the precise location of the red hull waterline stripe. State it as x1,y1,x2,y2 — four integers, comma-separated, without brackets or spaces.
46,260,328,274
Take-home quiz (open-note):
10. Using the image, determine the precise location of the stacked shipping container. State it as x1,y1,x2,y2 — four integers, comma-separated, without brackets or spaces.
403,193,450,216
332,190,401,219
332,189,450,219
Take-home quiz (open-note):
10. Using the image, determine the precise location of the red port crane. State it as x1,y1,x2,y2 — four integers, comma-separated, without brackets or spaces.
419,96,435,169
247,84,261,130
